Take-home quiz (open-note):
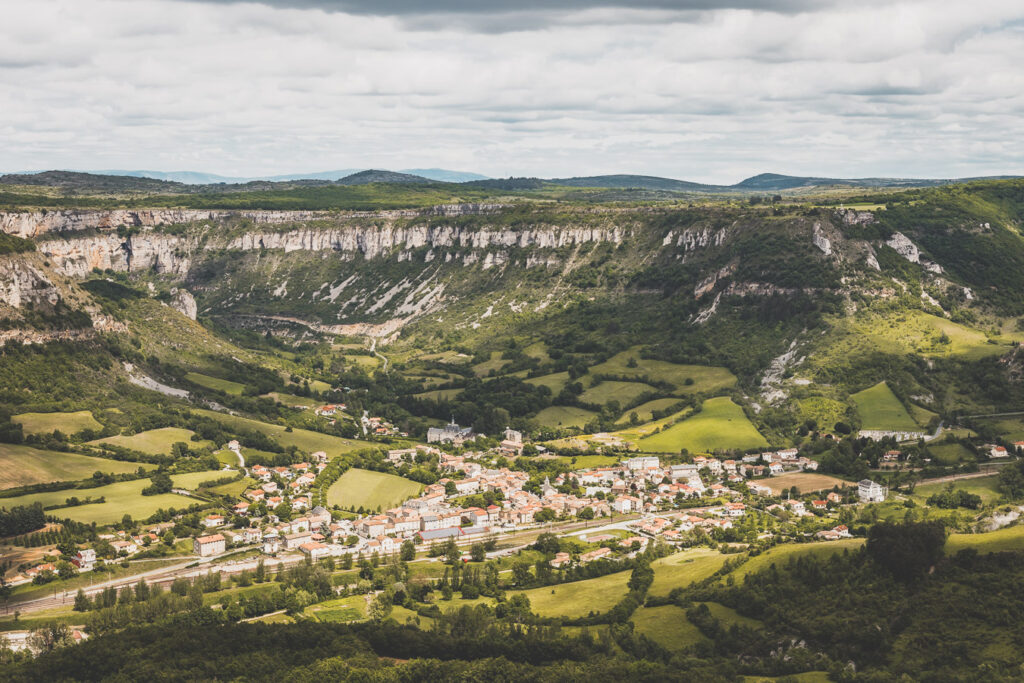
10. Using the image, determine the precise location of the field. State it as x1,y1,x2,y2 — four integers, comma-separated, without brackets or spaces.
90,427,213,456
946,525,1024,554
194,409,374,457
547,454,622,470
524,372,569,393
534,406,597,429
472,352,511,377
731,539,864,581
304,595,368,623
638,397,768,453
796,396,849,431
648,548,730,597
0,444,151,490
698,602,763,629
326,468,423,511
413,388,463,402
914,475,1003,505
976,416,1024,441
926,441,977,466
11,410,101,436
587,348,737,394
185,372,246,395
578,380,656,407
0,471,216,525
761,472,848,495
630,605,708,650
263,392,320,409
851,382,920,431
616,398,681,425
511,569,631,618
840,311,1009,361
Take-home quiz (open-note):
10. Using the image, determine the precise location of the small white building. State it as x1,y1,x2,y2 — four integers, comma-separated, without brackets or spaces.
858,479,888,503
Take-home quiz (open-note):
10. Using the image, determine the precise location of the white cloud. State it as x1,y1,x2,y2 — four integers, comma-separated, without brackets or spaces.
0,0,1022,182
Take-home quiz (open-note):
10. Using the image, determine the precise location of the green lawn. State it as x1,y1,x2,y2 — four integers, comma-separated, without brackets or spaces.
326,468,423,511
630,605,709,650
89,427,213,456
472,352,511,377
588,348,737,394
579,380,656,407
194,409,375,458
11,410,101,436
0,471,216,525
0,443,152,490
947,525,1024,554
548,454,622,470
511,570,631,618
649,548,730,597
851,382,921,431
534,406,597,429
185,372,246,396
638,397,768,453
524,372,570,394
616,398,681,425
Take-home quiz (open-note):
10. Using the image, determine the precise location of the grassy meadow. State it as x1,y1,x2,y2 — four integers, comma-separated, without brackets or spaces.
510,569,630,618
193,408,375,457
587,348,737,394
326,468,423,511
89,427,214,456
11,411,101,436
185,372,246,395
0,471,216,525
638,397,768,453
851,382,921,431
0,444,151,490
534,406,597,429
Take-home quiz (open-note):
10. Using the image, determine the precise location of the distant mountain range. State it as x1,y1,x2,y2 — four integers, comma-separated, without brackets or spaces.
2,169,1020,193
88,168,490,184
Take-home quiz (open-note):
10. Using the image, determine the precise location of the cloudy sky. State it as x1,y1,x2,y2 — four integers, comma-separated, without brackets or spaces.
2,0,1023,183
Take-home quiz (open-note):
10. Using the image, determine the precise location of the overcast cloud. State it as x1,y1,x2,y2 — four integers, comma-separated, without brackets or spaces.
1,0,1022,182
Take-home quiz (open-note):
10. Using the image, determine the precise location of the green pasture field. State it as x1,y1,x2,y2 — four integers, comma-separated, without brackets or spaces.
472,352,512,377
185,372,246,395
976,416,1024,441
523,341,551,363
578,380,657,407
0,443,152,490
546,454,622,470
587,348,737,394
796,396,849,431
698,602,763,629
0,471,216,525
925,441,977,466
913,475,1003,505
90,427,214,456
648,548,730,597
946,525,1024,554
305,595,368,623
851,382,920,431
413,388,463,402
616,398,681,425
11,410,101,436
326,468,423,511
262,392,321,409
534,406,597,429
730,539,864,581
510,569,630,618
638,397,768,453
630,605,708,650
193,408,375,457
524,371,570,394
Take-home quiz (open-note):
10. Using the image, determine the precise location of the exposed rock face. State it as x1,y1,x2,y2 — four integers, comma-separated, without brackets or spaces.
840,209,876,225
662,227,729,251
36,233,196,278
170,288,197,320
0,257,60,308
812,223,832,255
0,204,509,239
885,232,943,273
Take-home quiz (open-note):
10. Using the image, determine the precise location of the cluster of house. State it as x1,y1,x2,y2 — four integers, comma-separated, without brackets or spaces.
363,414,406,437
240,458,328,514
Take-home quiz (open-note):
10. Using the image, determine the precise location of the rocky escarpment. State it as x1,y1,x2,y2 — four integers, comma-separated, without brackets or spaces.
0,257,61,308
0,204,509,239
